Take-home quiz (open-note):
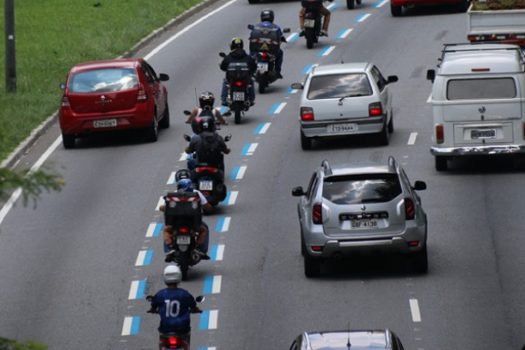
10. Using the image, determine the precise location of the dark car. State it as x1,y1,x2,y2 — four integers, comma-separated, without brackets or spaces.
290,329,406,350
59,58,170,148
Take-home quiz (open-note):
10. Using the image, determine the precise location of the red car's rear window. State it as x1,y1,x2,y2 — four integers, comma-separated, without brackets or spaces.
69,68,138,93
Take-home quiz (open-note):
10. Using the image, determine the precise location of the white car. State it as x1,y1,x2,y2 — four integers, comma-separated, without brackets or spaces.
291,62,398,150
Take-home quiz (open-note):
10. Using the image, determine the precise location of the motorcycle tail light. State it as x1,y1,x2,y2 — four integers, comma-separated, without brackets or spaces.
301,107,314,121
234,80,245,88
404,198,415,220
368,102,383,117
312,203,322,224
260,52,268,60
178,227,190,234
195,166,219,173
161,336,181,348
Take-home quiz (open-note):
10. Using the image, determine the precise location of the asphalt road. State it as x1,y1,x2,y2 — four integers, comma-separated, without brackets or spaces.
0,0,524,349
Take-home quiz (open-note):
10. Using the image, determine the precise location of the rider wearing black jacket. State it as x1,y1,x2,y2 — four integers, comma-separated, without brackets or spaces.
220,37,257,106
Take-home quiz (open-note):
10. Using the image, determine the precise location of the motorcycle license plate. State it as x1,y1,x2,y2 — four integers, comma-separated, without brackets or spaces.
233,92,245,101
257,62,269,73
176,236,191,245
199,180,213,191
304,19,315,28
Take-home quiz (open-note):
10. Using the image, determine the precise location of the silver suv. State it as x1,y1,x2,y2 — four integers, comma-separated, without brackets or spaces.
291,62,398,150
292,157,428,277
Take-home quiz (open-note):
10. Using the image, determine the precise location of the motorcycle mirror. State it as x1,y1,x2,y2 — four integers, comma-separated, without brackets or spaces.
219,52,226,58
145,295,153,302
283,28,291,33
196,295,205,303
183,110,191,115
183,134,191,142
247,24,254,30
223,110,232,117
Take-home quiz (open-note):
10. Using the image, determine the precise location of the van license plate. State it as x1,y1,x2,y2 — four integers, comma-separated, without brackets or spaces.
471,129,496,139
93,119,117,128
327,123,358,133
199,180,213,191
176,236,191,245
304,19,315,28
233,92,245,101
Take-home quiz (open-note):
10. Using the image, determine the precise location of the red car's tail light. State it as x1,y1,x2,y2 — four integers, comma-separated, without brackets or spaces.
404,198,415,220
368,102,383,117
301,107,314,121
61,96,70,107
312,203,322,224
137,84,148,101
435,124,444,144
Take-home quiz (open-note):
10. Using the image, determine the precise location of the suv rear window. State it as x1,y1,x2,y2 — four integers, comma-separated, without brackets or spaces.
447,77,516,100
323,173,402,204
307,73,372,100
69,68,138,93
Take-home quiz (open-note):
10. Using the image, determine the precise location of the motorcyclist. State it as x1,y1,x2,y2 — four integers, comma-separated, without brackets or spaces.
161,173,212,262
185,91,227,129
148,264,202,350
185,117,231,174
220,37,257,106
249,9,286,79
299,0,332,37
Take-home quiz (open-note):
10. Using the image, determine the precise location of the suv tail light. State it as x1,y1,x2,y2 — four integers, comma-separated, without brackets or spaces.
137,84,148,101
61,96,70,107
404,198,415,220
301,107,314,121
435,124,444,144
368,102,383,117
312,203,322,224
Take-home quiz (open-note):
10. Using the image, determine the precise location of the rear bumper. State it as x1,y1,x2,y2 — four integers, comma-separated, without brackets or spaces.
430,144,525,156
300,116,385,138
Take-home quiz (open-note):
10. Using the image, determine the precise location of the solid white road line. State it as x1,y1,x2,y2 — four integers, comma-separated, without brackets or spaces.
409,299,422,322
408,132,418,145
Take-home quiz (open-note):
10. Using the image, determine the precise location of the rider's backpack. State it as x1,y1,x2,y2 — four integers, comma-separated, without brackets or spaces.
249,24,280,54
196,132,222,165
163,190,202,227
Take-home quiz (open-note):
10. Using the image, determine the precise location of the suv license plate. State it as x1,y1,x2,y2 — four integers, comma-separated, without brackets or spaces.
471,129,496,139
327,123,358,133
199,180,213,191
351,219,378,229
233,92,245,101
93,119,117,128
176,236,191,245
304,19,315,28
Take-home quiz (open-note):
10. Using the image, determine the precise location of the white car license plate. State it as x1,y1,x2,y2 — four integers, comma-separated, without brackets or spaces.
257,62,268,73
471,128,496,139
93,119,117,128
233,92,245,102
199,180,213,191
176,236,191,245
304,19,315,28
327,123,358,133
351,219,379,229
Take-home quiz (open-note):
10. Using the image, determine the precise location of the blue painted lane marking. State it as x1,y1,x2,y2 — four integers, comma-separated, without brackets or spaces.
209,244,225,261
199,310,210,330
302,63,313,75
241,144,250,156
268,102,282,114
230,166,240,181
203,276,213,294
356,13,371,22
122,316,141,336
215,217,225,232
129,279,147,300
131,316,140,335
337,28,353,39
287,32,299,43
146,222,163,238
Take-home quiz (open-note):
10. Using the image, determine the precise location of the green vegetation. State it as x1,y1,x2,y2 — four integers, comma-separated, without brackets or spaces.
0,0,203,161
0,336,47,349
0,167,64,206
472,0,525,10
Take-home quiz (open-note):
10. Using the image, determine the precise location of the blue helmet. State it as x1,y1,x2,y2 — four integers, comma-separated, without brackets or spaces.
177,178,193,192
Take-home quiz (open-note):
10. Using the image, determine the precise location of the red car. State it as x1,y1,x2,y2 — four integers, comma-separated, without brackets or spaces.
390,0,470,16
59,58,170,149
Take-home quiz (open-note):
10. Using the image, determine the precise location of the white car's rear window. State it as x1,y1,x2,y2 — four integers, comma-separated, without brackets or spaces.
307,73,372,100
69,68,138,93
447,77,516,100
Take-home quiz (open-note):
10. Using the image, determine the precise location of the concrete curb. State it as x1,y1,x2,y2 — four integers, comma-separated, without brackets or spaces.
1,0,221,170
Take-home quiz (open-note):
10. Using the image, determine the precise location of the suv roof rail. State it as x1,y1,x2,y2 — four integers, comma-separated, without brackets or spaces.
321,159,332,175
387,156,397,172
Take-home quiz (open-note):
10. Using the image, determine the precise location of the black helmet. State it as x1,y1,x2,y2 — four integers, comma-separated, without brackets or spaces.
230,37,244,50
199,116,215,132
261,9,274,23
175,169,191,182
199,91,215,109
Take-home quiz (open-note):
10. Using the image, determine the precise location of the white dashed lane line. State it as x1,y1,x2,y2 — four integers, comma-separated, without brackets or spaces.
199,310,219,330
121,316,140,336
337,28,353,39
215,216,231,232
319,45,336,57
128,279,146,300
408,132,418,145
179,152,187,162
241,143,258,156
135,250,153,266
409,299,422,322
375,0,388,7
357,13,371,22
202,275,222,294
254,122,271,135
230,165,247,181
146,222,163,237
156,196,164,211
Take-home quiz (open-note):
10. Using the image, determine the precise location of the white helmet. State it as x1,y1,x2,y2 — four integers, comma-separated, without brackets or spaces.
163,265,182,284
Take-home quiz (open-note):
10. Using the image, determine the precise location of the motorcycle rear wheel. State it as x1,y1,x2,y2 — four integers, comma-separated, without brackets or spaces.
234,109,242,124
258,81,267,94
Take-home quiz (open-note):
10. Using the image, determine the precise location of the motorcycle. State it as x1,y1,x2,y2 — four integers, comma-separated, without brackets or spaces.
219,52,252,124
146,295,205,350
302,0,333,49
163,190,209,279
183,133,231,208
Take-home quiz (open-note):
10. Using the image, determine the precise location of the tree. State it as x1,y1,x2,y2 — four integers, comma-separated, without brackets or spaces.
0,167,64,206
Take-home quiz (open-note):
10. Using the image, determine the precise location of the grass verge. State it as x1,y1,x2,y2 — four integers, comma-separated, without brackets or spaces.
0,0,203,161
472,0,525,10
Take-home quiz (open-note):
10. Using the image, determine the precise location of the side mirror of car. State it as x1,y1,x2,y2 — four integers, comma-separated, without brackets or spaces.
283,27,291,33
387,75,398,84
426,69,435,82
159,73,169,81
413,181,427,191
183,110,191,116
225,134,232,142
219,52,226,58
247,24,254,30
59,82,65,90
292,186,305,197
183,134,191,142
290,82,303,90
196,295,205,303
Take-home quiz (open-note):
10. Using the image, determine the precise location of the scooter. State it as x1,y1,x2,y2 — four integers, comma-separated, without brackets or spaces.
146,295,205,350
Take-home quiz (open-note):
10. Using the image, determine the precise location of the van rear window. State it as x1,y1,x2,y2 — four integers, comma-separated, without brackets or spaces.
447,78,516,100
307,73,372,100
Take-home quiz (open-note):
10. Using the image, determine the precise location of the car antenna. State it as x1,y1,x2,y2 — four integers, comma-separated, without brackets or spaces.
346,321,352,349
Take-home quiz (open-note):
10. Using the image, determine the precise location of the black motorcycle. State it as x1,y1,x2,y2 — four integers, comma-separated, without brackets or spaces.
163,191,208,280
220,52,252,124
303,6,322,49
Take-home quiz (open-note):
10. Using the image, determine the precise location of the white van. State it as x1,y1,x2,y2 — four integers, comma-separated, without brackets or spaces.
427,43,525,171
